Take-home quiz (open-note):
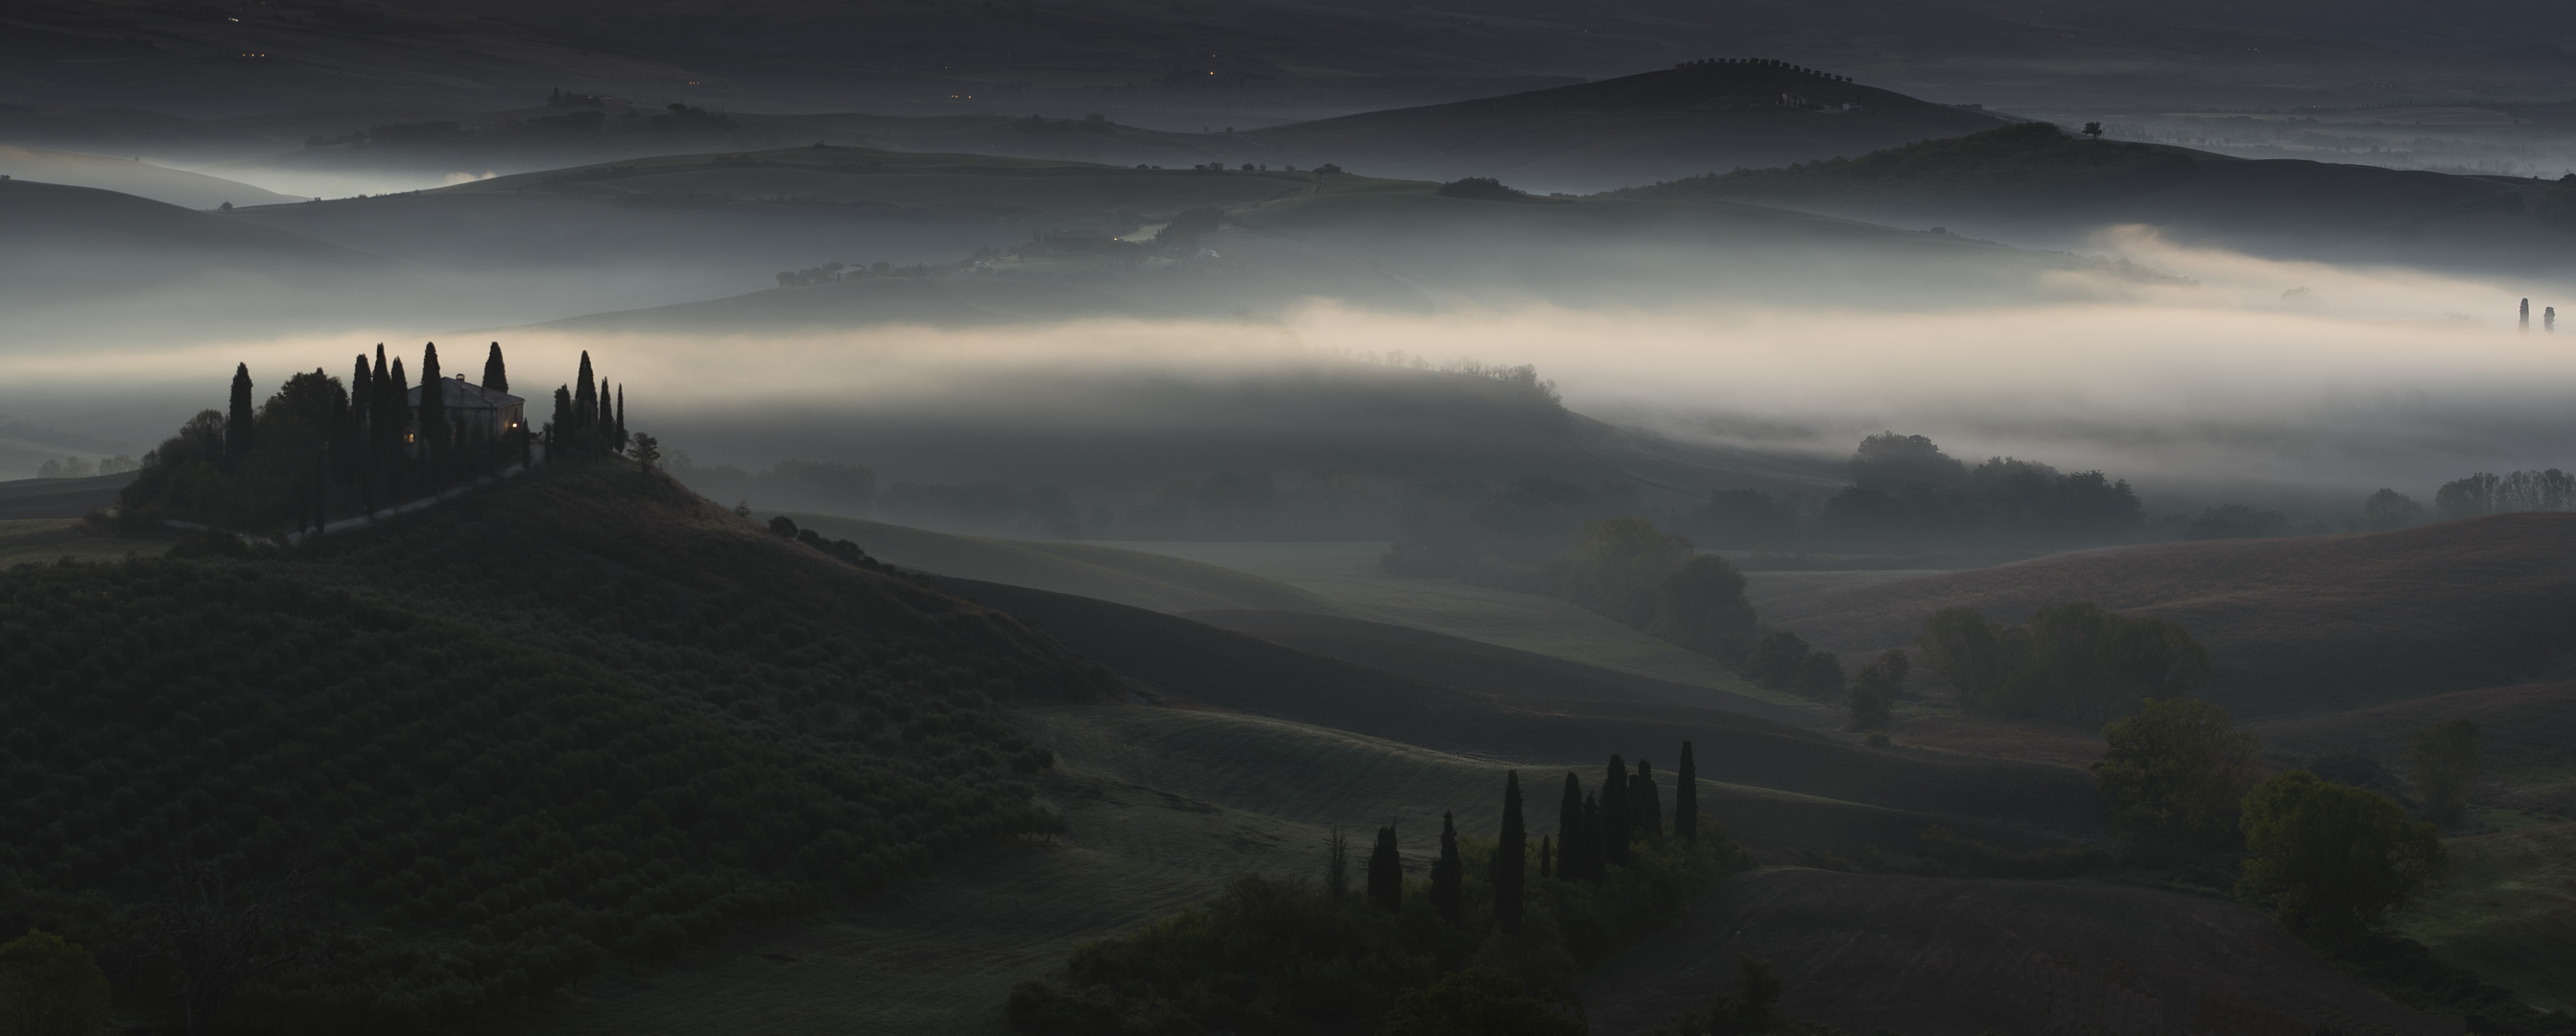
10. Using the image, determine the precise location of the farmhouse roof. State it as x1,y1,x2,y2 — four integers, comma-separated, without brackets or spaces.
407,375,524,410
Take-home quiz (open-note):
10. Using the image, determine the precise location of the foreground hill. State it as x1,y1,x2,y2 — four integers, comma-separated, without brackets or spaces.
1582,867,2453,1035
1245,60,2011,194
1609,122,2576,273
1756,512,2576,717
0,462,1113,1032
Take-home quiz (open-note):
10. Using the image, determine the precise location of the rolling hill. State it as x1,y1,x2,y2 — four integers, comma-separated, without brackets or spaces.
1581,867,2455,1035
1608,122,2576,272
1243,60,2012,194
1754,512,2576,717
0,147,295,208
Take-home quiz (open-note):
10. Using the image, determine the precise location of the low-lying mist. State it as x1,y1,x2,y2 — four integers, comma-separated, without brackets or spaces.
9,232,2570,523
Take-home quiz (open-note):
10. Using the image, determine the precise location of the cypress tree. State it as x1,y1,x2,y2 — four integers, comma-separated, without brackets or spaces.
1556,773,1585,882
1539,835,1553,880
1430,812,1462,923
1580,793,1603,880
225,363,255,464
1676,741,1699,845
1367,825,1403,913
550,386,573,459
1496,772,1526,934
419,342,448,482
574,351,597,436
386,357,411,495
483,341,508,391
599,380,616,450
1601,754,1633,868
1635,759,1665,842
615,384,626,444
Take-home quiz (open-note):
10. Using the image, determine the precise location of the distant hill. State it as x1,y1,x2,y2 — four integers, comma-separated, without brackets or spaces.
1755,512,2576,717
1243,61,2012,194
1607,122,2576,273
0,147,296,208
0,472,135,519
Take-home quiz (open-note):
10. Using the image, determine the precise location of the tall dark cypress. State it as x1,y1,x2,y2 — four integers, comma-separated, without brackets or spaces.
615,384,626,444
418,342,448,480
574,351,597,435
225,363,255,463
550,386,573,458
1580,793,1603,880
385,357,411,495
598,379,616,450
1367,826,1403,913
1496,772,1526,934
1430,812,1462,923
1539,836,1553,880
482,341,508,391
1556,773,1585,882
1601,755,1633,868
1634,759,1665,842
1676,741,1699,845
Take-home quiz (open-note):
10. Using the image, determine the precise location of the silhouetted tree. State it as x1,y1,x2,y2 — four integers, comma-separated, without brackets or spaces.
2082,121,2104,140
1538,835,1552,880
2238,771,2446,940
2408,719,2479,828
630,433,660,475
225,363,255,466
1675,742,1698,844
1367,825,1403,913
482,341,508,391
574,351,598,436
1848,649,1906,730
1601,755,1633,867
2360,488,2423,531
1430,812,1463,923
1556,773,1585,882
384,358,410,495
548,386,572,459
1579,793,1603,879
2520,297,2531,332
615,385,626,444
0,929,113,1036
2093,697,2260,855
1796,650,1846,701
418,342,448,482
1324,826,1352,901
1630,759,1662,842
599,379,616,449
1495,772,1525,933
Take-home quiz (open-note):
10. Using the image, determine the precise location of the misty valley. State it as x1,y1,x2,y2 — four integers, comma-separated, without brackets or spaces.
5,5,2576,1036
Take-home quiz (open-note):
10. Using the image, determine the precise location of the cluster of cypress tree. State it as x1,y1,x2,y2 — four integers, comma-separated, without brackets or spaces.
121,342,566,533
547,350,627,460
1549,743,1698,884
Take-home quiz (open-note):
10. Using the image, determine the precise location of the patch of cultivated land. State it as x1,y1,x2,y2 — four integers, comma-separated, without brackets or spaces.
514,704,2103,1036
2401,821,2576,1015
1094,539,1795,702
1579,868,2456,1036
773,512,1346,616
1749,514,2576,717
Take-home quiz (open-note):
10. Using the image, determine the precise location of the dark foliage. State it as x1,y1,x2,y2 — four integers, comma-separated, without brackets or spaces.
0,465,1110,1033
1435,177,1524,200
2327,933,2576,1035
1369,827,1404,914
1916,603,2208,724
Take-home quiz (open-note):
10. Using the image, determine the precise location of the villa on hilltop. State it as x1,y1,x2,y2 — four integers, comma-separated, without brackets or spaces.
407,375,527,443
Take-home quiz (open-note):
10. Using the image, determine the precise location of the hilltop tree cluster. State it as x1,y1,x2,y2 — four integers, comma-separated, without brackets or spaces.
116,342,606,535
1006,743,1743,1035
1915,602,2208,725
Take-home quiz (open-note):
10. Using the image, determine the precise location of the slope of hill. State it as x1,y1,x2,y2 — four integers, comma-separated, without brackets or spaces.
930,575,2106,836
766,511,1347,617
0,472,136,519
0,147,296,208
1243,61,2011,194
1608,122,2576,272
1580,867,2454,1036
2402,821,2576,1015
0,462,1114,1032
1755,513,2576,717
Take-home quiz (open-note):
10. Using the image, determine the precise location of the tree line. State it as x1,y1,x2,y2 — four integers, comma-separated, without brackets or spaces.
1007,743,1746,1035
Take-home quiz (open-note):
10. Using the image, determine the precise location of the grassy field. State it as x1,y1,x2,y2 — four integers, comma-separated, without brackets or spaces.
772,513,1346,617
2401,821,2576,1014
1093,539,1797,704
0,518,170,565
512,702,2100,1036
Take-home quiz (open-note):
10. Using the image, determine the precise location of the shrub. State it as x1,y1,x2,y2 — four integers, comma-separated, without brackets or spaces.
0,930,112,1036
2237,770,2447,941
1435,177,1523,200
2093,698,2260,854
